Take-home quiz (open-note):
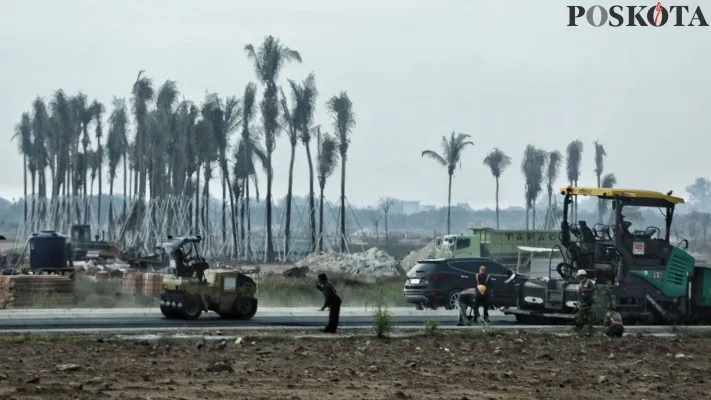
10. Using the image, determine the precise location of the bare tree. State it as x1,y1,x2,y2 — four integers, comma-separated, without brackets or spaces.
379,197,394,246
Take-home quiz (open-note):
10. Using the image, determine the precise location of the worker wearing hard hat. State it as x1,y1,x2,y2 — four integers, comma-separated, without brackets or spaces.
473,265,492,323
574,269,596,335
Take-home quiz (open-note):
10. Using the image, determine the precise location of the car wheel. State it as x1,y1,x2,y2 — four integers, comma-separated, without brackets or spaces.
444,290,460,310
415,303,424,310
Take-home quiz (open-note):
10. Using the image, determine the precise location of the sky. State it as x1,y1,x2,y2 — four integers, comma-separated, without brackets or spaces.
1,0,709,209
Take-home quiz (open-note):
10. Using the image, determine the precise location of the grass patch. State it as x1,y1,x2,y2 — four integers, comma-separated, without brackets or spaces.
256,273,407,307
23,277,160,309
372,303,395,338
424,318,440,336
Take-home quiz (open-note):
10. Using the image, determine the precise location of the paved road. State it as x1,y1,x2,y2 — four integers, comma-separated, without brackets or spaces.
0,307,514,331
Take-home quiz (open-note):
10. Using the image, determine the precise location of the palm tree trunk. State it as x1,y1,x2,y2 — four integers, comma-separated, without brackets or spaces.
108,178,114,239
30,169,36,225
226,172,238,258
532,201,537,230
546,188,552,230
319,184,325,251
240,184,246,255
245,178,251,260
284,144,296,259
305,143,317,253
495,177,500,229
339,153,347,252
221,170,227,246
265,151,274,262
98,142,103,232
525,205,530,230
194,165,200,234
22,154,27,223
446,173,452,234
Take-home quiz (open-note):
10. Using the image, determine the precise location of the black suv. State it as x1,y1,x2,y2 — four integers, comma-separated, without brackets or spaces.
403,257,523,310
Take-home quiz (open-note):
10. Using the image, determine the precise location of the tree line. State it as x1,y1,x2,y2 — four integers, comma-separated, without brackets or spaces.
421,133,617,233
11,35,356,262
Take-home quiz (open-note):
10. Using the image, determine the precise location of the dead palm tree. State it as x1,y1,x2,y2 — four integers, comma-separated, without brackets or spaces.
326,91,356,252
544,150,562,229
131,70,155,202
593,140,607,224
245,35,302,262
31,97,51,219
483,148,511,229
317,133,339,251
566,140,584,223
521,145,548,230
421,131,473,234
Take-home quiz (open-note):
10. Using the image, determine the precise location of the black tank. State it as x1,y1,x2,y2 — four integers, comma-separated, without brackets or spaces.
29,231,69,270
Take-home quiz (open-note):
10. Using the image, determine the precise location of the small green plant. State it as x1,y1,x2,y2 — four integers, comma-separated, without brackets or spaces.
372,303,395,338
424,318,440,336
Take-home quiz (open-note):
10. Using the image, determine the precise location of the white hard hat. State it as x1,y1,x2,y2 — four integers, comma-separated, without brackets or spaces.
576,269,587,277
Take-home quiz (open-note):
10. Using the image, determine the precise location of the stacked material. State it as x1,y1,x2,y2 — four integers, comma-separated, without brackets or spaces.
121,272,143,296
141,273,164,297
0,275,74,309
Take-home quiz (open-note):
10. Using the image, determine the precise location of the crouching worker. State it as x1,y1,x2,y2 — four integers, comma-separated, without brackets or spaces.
457,288,477,326
316,273,342,333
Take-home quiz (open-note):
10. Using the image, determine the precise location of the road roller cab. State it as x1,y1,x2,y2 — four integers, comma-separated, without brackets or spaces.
159,235,258,320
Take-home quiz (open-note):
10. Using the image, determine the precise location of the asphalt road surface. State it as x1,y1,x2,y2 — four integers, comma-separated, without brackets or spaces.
0,307,514,331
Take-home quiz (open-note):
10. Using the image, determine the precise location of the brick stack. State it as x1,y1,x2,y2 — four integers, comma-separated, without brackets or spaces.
121,272,143,296
0,275,74,309
141,273,164,297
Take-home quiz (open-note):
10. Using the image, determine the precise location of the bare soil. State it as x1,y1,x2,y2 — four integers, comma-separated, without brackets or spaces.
0,332,709,400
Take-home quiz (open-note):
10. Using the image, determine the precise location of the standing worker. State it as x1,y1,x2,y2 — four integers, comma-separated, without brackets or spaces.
316,273,342,333
473,265,491,323
574,269,596,335
457,287,477,326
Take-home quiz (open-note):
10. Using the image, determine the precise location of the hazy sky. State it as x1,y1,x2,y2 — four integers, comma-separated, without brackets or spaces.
1,0,709,209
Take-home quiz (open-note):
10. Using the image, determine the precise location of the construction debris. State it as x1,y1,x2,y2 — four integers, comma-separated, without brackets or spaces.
400,241,436,273
293,248,400,277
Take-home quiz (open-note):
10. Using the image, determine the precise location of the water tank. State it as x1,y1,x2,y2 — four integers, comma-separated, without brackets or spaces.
29,231,69,270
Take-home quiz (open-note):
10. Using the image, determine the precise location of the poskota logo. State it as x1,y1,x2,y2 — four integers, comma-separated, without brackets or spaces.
567,3,709,27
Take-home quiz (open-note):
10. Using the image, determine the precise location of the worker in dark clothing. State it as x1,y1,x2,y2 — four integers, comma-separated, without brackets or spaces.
316,273,342,333
473,265,491,323
574,269,596,335
457,288,477,326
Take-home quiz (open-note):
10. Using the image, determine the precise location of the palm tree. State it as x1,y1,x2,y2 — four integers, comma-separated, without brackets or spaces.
245,35,302,263
237,82,267,257
483,148,511,229
279,87,300,258
107,97,129,238
521,145,548,230
202,94,240,255
91,100,105,228
544,150,562,229
566,140,584,223
421,131,473,234
289,73,319,252
130,70,155,203
13,112,33,223
599,173,617,223
317,133,339,251
593,140,607,224
31,97,50,220
326,91,356,253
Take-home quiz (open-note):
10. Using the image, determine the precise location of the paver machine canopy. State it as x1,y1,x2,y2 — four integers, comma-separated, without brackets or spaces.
159,235,258,320
557,186,688,287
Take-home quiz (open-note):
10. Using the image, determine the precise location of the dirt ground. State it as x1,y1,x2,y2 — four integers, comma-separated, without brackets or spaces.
0,332,710,400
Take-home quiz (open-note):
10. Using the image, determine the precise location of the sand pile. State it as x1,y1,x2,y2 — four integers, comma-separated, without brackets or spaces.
294,247,400,277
